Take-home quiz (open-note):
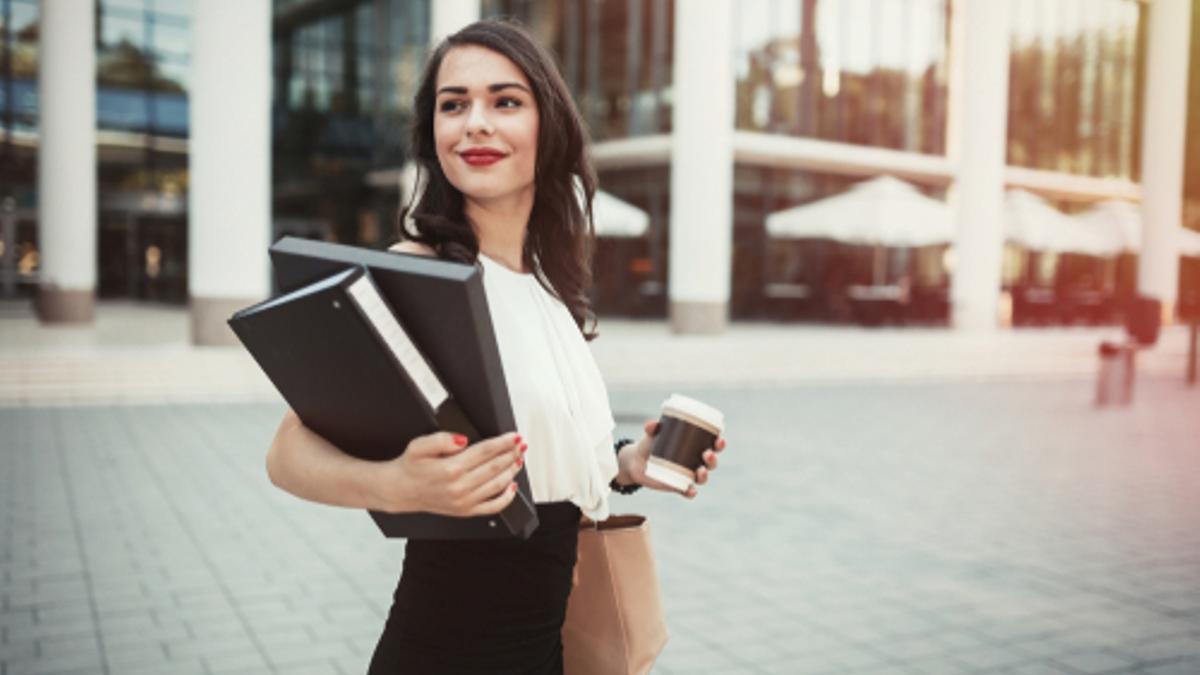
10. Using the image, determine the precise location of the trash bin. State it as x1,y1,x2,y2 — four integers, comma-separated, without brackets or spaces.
1096,341,1135,406
1126,296,1161,346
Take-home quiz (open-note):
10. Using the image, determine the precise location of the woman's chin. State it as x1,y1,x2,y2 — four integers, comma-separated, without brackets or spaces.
458,183,535,206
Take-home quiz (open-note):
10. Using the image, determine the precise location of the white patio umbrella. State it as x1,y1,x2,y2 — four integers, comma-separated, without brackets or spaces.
1071,199,1140,253
1181,227,1200,258
590,190,650,238
1071,200,1200,258
764,175,954,247
1005,189,1119,256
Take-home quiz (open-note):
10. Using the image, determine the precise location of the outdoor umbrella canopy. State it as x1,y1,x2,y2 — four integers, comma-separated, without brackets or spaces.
764,175,954,247
1070,200,1200,258
1005,189,1120,256
1181,227,1200,258
1071,199,1140,253
590,189,650,238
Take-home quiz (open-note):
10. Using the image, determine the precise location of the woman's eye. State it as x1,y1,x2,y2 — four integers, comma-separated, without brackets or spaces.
439,100,465,113
497,97,522,109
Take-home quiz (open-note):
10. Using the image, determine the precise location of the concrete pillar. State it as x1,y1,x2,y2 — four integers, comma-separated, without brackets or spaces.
1137,0,1192,319
36,1,96,323
189,1,271,345
667,0,735,334
431,0,480,45
946,0,1011,332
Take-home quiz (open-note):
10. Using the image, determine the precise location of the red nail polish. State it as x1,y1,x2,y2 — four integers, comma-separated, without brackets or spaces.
510,483,518,492
451,434,468,447
519,443,528,454
514,434,522,445
516,455,524,468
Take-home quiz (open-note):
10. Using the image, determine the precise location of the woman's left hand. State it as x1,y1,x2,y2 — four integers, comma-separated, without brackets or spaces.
616,420,726,499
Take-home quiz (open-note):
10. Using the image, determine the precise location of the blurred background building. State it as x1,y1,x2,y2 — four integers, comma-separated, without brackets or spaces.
1,0,1198,341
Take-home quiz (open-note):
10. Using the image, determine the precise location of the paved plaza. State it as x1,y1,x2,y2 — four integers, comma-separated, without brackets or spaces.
2,303,1200,674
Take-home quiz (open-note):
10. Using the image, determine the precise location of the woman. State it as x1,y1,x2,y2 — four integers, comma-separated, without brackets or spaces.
266,19,726,674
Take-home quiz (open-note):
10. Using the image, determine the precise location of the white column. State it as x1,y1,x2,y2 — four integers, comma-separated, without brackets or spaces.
431,0,480,46
947,0,1011,331
36,0,96,323
189,0,272,345
668,0,735,334
1137,0,1192,320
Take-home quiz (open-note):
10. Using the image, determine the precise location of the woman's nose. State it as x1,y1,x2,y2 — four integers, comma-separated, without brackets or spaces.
465,102,493,136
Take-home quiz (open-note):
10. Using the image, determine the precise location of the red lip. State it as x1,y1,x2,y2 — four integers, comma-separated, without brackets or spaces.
460,147,507,167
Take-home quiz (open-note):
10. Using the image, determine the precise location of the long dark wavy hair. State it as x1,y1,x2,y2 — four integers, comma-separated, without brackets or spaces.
398,19,599,340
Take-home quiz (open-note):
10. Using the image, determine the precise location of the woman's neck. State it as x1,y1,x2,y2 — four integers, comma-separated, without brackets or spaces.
465,189,534,273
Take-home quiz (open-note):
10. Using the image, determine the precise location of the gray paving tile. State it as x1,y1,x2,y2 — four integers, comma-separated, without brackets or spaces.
1047,648,1139,674
1137,656,1200,675
4,376,1200,674
1004,661,1076,675
1117,635,1200,663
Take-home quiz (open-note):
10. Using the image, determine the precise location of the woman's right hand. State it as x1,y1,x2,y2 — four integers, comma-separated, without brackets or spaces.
372,431,527,517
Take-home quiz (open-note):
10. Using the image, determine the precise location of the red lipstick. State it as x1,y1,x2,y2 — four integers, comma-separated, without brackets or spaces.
460,147,507,167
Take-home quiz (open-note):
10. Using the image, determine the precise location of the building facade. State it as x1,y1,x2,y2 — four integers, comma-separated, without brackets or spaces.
2,0,1197,340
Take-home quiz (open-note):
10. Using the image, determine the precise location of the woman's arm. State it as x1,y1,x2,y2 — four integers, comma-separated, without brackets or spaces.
266,408,527,516
615,419,726,499
265,408,401,511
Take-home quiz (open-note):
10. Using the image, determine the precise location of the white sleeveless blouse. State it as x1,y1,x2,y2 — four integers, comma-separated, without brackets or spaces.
476,252,618,521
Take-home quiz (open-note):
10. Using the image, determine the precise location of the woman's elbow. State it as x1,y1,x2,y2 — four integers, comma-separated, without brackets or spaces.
265,440,285,488
265,410,300,488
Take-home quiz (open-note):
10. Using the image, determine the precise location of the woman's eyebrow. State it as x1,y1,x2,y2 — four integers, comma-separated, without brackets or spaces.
436,82,532,96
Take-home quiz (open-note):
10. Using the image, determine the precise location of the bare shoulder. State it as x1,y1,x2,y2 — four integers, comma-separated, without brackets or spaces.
388,240,437,257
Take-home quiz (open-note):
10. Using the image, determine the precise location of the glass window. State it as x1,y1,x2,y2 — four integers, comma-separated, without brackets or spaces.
97,87,150,131
734,0,949,155
152,0,190,19
9,0,38,40
1006,0,1144,180
151,19,190,61
483,0,674,140
151,92,189,136
272,0,432,248
7,0,40,80
156,57,189,93
1186,0,1200,233
102,12,147,50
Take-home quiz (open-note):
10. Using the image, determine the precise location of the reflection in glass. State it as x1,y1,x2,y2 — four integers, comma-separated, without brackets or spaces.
151,20,190,60
1,0,39,135
102,14,146,51
483,0,674,141
272,0,431,246
734,0,949,155
152,0,190,19
1007,0,1143,180
1187,2,1200,233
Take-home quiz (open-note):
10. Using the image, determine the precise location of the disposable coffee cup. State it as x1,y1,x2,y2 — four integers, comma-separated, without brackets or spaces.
644,394,725,493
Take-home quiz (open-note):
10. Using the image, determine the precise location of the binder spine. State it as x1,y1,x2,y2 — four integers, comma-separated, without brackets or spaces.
343,270,447,416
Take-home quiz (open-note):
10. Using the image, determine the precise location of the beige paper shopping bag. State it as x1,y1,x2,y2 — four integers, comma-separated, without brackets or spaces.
562,515,668,675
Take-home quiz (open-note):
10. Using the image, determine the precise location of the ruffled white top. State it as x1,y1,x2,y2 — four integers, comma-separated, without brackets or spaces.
477,252,617,521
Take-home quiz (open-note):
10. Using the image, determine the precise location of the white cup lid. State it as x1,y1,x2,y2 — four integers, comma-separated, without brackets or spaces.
661,394,724,433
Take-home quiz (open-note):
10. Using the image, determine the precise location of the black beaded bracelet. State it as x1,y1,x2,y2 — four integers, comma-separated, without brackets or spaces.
609,437,642,494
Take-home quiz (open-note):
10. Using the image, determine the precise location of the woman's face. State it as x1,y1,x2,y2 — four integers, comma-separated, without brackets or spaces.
434,45,540,207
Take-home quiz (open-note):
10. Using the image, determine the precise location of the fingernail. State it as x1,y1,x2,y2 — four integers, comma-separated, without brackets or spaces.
519,443,527,454
513,434,522,445
516,455,524,468
510,482,518,492
451,434,468,447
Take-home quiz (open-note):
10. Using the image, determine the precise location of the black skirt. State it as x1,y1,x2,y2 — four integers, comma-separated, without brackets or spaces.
367,502,582,675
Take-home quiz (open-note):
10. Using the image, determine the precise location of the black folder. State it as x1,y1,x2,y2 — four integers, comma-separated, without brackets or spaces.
230,261,538,540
